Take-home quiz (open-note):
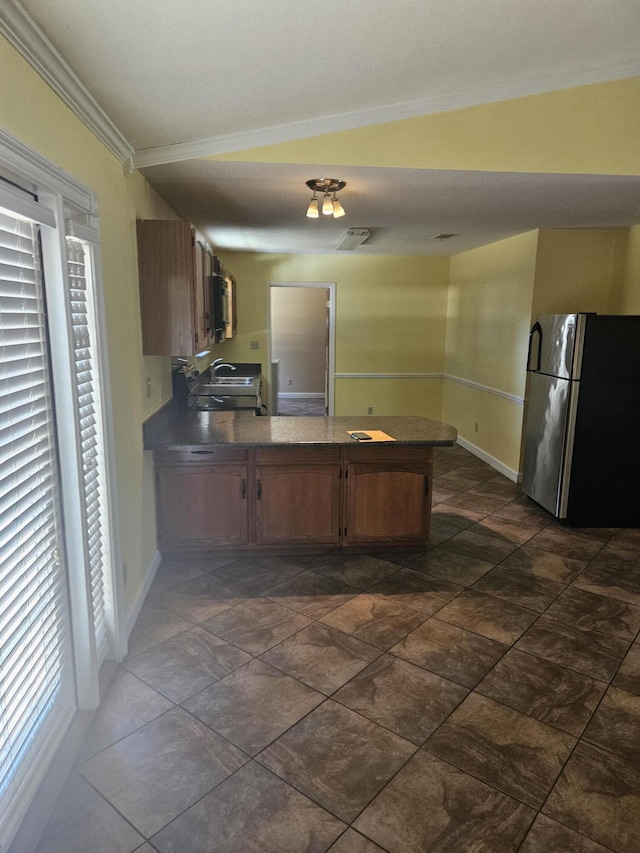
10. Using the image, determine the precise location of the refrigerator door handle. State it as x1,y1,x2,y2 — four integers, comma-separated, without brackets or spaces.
527,322,542,372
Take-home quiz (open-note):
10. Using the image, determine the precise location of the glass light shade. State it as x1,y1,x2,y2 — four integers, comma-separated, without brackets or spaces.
332,197,345,218
306,197,319,218
322,194,333,215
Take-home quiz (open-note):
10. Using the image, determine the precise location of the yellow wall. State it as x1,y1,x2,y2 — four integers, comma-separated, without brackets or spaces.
208,76,639,474
334,377,445,419
532,228,628,317
0,34,177,615
210,77,640,176
217,252,450,418
3,23,639,604
443,231,539,474
617,224,640,314
441,226,638,476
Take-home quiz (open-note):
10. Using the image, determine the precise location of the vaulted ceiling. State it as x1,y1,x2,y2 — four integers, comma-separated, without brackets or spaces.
11,0,640,254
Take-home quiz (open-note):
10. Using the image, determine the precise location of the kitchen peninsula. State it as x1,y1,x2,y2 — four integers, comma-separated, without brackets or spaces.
144,408,457,555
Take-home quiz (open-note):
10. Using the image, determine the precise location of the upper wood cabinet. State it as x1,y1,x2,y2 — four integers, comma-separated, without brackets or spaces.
136,220,236,355
137,220,201,355
225,273,237,339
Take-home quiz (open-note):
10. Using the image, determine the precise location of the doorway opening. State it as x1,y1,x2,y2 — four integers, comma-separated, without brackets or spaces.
268,282,336,416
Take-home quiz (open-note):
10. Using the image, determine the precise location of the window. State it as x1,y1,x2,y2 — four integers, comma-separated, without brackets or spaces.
65,226,111,664
0,132,121,846
0,189,76,842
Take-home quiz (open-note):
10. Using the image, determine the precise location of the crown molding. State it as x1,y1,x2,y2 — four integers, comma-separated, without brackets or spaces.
132,61,640,168
2,0,637,172
0,0,134,164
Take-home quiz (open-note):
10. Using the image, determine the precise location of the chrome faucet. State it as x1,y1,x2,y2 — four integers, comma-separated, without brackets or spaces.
211,357,237,375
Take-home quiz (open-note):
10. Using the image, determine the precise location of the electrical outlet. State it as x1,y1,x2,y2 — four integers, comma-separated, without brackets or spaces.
250,340,259,350
145,377,151,398
159,383,165,401
287,378,293,386
367,406,374,415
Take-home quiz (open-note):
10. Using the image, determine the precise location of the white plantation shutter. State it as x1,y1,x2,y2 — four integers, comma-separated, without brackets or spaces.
0,134,123,848
0,202,75,839
64,229,109,661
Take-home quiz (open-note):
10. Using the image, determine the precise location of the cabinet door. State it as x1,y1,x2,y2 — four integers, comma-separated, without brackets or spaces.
225,274,236,339
204,249,214,344
156,464,249,549
255,464,341,545
194,240,207,349
137,220,198,355
346,462,430,544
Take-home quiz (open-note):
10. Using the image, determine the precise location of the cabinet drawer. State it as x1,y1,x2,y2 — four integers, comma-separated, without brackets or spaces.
255,446,341,465
345,445,432,463
155,447,248,464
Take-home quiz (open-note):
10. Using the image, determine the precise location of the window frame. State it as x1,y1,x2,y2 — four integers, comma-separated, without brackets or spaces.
0,127,125,838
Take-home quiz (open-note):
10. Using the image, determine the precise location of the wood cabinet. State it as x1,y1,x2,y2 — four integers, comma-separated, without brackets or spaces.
345,446,431,544
254,448,341,545
154,444,433,554
224,273,237,339
137,220,204,355
155,449,249,548
136,221,237,355
203,248,214,342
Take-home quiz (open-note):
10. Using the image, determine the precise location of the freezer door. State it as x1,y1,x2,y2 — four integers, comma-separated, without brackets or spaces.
534,314,584,380
522,371,578,517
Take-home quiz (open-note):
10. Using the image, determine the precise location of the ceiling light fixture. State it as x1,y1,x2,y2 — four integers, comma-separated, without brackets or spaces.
336,228,370,250
306,178,346,219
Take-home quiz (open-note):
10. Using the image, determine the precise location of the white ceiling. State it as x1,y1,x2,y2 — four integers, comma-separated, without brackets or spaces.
140,160,640,255
17,0,640,255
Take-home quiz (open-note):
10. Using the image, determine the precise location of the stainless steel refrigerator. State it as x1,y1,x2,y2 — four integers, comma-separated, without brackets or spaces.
522,312,640,527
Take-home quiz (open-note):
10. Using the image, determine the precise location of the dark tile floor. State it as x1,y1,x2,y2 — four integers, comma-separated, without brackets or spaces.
35,445,640,852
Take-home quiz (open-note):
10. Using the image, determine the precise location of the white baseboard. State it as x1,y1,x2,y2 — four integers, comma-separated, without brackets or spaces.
278,392,325,399
456,435,522,483
125,550,162,640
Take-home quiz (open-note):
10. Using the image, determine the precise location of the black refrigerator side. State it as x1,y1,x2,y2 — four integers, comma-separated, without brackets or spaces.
567,315,640,527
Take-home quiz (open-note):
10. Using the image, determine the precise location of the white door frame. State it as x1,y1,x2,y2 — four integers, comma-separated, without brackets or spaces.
267,281,336,415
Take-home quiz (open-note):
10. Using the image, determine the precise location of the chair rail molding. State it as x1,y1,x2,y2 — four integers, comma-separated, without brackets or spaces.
334,372,525,405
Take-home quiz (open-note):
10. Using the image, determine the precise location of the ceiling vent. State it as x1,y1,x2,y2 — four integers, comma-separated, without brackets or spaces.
336,228,371,250
430,233,460,241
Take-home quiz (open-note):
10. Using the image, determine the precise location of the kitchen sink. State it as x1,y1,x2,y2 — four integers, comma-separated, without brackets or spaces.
210,376,254,386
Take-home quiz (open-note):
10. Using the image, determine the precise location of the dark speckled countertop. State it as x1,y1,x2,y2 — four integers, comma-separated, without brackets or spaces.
143,403,457,450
